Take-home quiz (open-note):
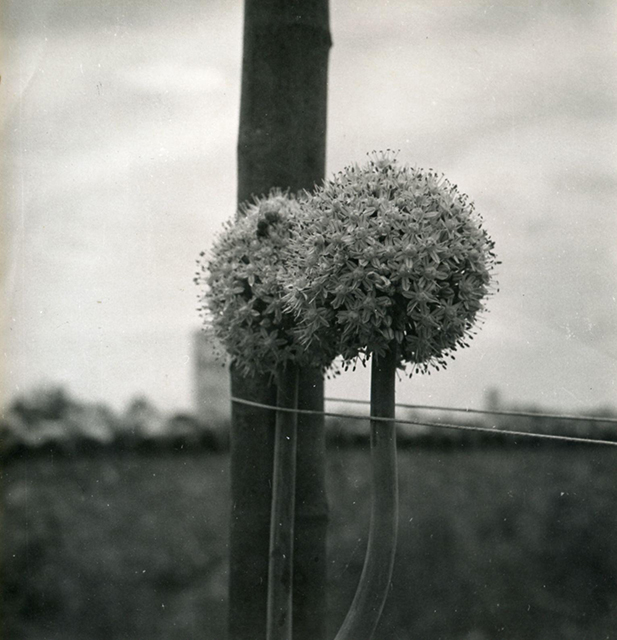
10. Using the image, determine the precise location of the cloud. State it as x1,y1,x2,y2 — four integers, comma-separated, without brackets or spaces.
118,62,226,95
4,0,617,413
327,295,617,413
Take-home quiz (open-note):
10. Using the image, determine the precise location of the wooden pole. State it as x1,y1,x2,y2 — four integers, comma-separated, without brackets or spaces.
230,2,331,639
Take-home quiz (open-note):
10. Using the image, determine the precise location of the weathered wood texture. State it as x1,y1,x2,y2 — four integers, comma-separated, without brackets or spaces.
230,2,331,639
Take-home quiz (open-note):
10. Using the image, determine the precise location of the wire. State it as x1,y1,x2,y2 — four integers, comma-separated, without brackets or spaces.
230,397,617,447
326,397,617,425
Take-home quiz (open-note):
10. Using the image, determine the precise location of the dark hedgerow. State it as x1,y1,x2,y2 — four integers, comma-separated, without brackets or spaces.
285,151,499,374
195,190,337,378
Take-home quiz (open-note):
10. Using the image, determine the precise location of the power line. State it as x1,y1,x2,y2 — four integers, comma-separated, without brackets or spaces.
326,397,617,425
230,397,617,447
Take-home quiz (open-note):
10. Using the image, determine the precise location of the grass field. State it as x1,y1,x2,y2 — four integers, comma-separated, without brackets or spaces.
2,443,616,639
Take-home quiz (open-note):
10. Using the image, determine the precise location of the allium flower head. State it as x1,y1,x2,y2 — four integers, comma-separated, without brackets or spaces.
196,191,336,377
285,151,499,374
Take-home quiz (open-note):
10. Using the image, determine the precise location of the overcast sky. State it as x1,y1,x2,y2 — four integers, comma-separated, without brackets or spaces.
2,0,616,414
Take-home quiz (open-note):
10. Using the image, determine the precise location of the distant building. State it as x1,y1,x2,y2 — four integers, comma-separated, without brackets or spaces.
193,330,231,429
484,386,505,429
485,387,502,412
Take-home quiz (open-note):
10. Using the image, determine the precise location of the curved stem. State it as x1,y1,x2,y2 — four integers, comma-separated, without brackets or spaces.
267,363,300,640
335,348,399,640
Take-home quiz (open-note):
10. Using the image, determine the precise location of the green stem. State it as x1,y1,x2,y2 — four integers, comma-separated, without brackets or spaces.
335,347,399,640
267,362,300,640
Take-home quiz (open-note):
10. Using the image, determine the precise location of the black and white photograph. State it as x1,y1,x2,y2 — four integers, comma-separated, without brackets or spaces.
2,1,616,638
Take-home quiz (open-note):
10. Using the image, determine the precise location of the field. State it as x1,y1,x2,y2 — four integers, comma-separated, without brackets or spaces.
2,442,616,639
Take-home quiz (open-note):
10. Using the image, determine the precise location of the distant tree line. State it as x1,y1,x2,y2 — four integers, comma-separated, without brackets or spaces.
0,385,227,457
2,385,615,458
328,405,617,449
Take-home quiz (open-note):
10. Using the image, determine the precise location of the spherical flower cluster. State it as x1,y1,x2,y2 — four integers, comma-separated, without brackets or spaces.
196,191,336,377
285,152,498,374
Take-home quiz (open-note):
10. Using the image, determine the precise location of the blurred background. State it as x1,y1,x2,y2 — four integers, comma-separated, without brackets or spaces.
2,0,616,414
2,1,617,639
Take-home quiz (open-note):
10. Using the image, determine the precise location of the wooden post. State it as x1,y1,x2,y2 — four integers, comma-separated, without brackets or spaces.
230,2,331,639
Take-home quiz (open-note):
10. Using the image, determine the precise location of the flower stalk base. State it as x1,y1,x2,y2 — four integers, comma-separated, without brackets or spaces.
335,347,399,640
